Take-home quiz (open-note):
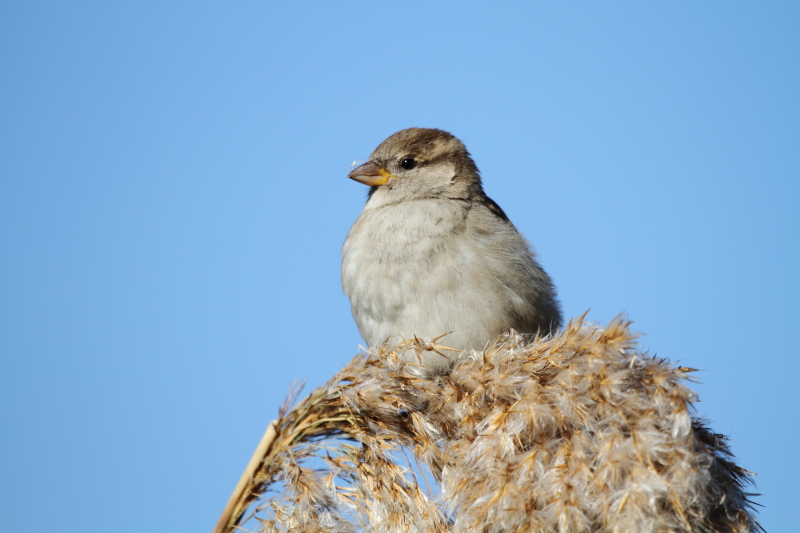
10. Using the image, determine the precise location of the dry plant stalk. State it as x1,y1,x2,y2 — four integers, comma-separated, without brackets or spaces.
214,316,762,533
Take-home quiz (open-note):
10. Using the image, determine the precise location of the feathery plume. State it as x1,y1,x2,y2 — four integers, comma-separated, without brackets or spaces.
214,316,761,533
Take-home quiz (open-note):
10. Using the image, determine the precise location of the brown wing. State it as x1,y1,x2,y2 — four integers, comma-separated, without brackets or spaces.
483,195,510,222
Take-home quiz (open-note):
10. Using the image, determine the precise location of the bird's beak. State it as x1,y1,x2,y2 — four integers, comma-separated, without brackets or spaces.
348,161,394,186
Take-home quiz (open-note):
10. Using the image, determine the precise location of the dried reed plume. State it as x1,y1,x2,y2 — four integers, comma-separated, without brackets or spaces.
214,316,762,533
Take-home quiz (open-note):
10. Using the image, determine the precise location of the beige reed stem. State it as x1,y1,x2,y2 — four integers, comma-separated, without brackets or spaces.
212,420,279,533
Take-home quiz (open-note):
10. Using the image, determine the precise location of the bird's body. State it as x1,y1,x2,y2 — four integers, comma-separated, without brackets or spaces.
342,128,561,374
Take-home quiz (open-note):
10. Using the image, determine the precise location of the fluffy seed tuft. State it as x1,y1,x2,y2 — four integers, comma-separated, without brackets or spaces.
215,316,762,533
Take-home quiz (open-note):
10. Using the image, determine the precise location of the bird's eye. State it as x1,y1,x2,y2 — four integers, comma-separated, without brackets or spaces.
400,158,417,170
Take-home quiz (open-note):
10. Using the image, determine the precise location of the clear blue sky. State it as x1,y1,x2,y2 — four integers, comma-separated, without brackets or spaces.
1,3,797,532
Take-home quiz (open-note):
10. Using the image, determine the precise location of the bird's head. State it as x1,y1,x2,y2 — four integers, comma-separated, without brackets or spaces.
348,128,483,206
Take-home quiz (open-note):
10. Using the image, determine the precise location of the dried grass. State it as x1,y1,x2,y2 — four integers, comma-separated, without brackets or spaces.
214,316,762,533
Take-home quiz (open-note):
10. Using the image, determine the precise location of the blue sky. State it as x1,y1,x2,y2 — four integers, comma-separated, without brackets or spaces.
1,2,797,532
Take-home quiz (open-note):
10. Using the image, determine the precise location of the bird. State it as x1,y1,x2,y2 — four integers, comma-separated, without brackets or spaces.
342,128,561,375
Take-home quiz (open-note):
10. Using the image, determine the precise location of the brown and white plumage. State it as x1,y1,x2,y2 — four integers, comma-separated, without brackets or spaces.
342,128,561,374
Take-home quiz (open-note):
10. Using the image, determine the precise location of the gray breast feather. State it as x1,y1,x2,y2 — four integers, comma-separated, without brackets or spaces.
342,199,560,361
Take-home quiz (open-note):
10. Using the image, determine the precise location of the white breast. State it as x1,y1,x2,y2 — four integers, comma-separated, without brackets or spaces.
342,198,522,371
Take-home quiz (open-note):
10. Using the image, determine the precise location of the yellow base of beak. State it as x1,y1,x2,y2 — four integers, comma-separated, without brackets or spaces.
348,162,394,186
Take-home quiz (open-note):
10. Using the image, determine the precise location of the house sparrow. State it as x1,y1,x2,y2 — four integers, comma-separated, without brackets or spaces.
342,128,561,374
